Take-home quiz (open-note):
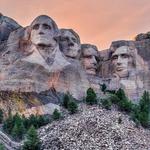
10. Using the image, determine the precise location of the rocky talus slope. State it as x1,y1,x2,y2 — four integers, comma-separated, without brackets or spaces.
38,104,150,150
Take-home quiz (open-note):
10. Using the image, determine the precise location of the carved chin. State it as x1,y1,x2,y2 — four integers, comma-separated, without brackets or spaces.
31,37,55,46
35,40,52,46
65,50,78,58
116,70,128,78
86,69,96,75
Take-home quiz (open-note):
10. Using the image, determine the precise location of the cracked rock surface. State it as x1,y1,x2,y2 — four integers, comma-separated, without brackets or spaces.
38,104,150,150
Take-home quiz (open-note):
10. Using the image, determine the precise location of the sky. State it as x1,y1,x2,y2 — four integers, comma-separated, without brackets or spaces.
1,0,150,50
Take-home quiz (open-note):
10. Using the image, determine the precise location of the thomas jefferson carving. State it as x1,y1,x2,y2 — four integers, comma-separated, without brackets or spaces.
81,44,99,75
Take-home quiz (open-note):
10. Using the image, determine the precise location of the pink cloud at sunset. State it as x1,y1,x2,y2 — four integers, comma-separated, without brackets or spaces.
0,0,150,50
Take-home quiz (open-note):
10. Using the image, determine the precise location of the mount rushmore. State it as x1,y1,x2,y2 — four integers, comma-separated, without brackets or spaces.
0,13,150,116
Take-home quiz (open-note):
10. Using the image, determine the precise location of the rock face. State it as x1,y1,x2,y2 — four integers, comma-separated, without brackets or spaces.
100,39,150,102
0,13,21,43
0,15,90,99
1,13,150,115
0,14,91,116
0,89,62,117
38,105,150,150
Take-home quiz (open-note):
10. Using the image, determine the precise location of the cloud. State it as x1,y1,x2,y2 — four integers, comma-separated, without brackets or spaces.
0,0,150,49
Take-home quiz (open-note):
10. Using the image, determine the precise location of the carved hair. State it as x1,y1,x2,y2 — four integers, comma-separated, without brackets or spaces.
23,15,60,43
110,45,136,68
81,44,98,52
81,44,99,59
60,29,80,44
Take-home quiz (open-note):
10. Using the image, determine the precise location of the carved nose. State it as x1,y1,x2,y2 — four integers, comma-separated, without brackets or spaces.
68,42,74,47
117,56,122,65
39,31,44,35
92,57,97,64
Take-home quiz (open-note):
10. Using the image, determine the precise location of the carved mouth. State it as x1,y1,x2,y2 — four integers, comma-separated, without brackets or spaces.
37,43,53,48
68,46,76,50
87,68,96,72
116,67,124,71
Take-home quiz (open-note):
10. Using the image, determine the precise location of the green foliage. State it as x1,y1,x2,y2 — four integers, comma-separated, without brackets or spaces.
22,125,41,150
116,88,127,101
101,98,112,110
100,83,107,94
22,114,50,130
3,113,50,140
0,109,3,124
52,109,61,120
62,92,78,114
37,115,50,127
106,90,116,94
68,101,78,114
132,91,150,127
3,111,14,134
139,91,150,113
11,113,25,140
113,88,132,112
108,94,120,104
28,115,39,129
118,99,133,112
86,88,97,105
0,143,4,150
112,89,150,128
62,93,70,109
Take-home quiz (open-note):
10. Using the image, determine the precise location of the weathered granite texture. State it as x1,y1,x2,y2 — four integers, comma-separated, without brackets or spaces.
0,15,90,100
59,29,81,59
81,44,100,76
1,13,150,115
100,39,150,102
0,13,21,43
39,104,150,150
0,14,92,115
0,89,62,117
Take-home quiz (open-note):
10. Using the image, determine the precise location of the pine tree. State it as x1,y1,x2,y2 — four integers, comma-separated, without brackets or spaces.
62,93,70,109
52,109,61,120
138,91,150,127
0,143,4,150
116,88,127,101
3,111,13,134
86,88,97,105
11,113,25,140
23,125,41,150
28,114,39,129
68,101,78,114
0,109,3,124
100,83,107,94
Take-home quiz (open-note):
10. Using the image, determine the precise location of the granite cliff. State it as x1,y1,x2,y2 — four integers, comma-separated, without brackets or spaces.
0,13,150,116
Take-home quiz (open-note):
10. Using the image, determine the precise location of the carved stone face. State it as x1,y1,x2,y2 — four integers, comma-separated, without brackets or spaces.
82,46,98,75
60,29,80,59
111,46,133,78
30,16,57,47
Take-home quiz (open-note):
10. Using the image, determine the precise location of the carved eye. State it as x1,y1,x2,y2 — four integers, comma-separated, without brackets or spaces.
112,55,118,60
60,37,67,42
72,38,77,43
121,54,129,58
84,55,92,59
43,24,51,30
32,24,39,30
